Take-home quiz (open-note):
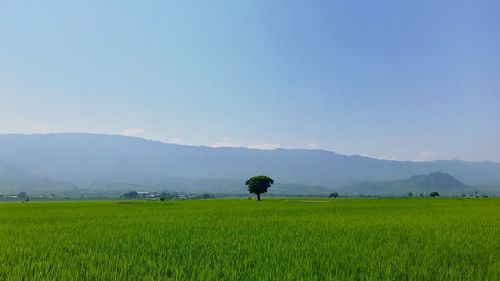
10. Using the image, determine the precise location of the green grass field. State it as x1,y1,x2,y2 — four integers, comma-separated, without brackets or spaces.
0,198,498,280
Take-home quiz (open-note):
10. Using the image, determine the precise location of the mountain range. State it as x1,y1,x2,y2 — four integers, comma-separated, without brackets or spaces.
0,133,499,195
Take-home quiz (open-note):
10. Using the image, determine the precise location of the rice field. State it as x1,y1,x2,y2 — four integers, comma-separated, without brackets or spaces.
0,198,498,280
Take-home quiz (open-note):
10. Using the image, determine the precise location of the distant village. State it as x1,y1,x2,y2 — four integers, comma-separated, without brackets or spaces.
0,190,216,201
120,191,215,200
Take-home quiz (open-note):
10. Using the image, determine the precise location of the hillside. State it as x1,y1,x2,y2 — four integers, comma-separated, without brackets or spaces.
0,161,77,193
0,133,499,194
347,172,471,195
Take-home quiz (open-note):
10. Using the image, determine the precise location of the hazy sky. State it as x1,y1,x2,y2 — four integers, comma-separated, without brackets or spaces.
1,1,499,162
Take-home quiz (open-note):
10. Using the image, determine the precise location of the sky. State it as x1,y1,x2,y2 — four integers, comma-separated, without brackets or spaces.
1,0,499,162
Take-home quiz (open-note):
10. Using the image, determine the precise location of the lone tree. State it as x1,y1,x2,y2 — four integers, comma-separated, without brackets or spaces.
329,192,339,199
430,191,440,197
245,175,274,201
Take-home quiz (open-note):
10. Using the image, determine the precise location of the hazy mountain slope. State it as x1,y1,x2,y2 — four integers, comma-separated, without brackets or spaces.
347,172,471,195
0,133,499,194
0,161,77,193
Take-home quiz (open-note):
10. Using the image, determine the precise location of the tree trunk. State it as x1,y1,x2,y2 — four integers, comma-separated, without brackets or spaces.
257,193,261,201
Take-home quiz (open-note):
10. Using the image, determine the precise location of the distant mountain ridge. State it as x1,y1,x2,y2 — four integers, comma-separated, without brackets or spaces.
0,133,499,194
347,172,471,195
0,161,77,193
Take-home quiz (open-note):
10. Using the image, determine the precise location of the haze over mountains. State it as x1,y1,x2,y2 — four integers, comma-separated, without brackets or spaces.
348,172,471,195
0,133,499,195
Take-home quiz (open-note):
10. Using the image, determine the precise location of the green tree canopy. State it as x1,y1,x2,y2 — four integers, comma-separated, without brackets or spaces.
329,192,339,199
245,175,274,201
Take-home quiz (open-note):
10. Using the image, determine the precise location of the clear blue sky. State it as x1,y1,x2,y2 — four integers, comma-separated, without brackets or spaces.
1,0,499,161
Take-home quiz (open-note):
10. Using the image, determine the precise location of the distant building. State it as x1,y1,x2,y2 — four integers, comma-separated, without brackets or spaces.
136,191,151,198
